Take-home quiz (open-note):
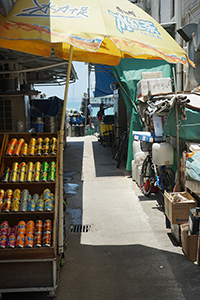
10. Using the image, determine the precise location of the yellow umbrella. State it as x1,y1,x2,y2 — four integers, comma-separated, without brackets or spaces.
0,0,193,67
0,0,194,257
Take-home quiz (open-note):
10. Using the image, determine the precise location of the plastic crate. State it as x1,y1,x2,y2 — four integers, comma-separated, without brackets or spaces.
100,123,112,136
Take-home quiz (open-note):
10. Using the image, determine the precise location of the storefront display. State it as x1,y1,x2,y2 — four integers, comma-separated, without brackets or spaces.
0,132,59,291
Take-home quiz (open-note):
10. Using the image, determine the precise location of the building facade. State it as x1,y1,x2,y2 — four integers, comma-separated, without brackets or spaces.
134,0,200,90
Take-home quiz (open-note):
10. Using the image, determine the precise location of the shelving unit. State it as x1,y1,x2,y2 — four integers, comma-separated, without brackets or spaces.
0,133,6,170
0,132,60,298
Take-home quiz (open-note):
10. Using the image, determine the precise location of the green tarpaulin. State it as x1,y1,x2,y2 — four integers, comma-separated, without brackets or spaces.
112,58,172,171
163,106,200,142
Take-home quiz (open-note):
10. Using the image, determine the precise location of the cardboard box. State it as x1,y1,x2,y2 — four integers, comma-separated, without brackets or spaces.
180,223,198,261
164,191,197,225
188,207,200,235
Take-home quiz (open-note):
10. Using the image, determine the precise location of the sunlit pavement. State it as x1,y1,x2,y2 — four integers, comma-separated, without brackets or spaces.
56,136,200,300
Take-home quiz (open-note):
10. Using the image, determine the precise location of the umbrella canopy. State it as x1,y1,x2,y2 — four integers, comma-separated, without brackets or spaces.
0,0,194,67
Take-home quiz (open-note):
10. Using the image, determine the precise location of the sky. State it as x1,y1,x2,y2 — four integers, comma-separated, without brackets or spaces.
34,61,95,111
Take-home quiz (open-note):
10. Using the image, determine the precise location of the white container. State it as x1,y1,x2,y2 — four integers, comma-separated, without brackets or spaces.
132,160,136,181
134,151,148,166
133,140,142,156
136,165,142,186
152,142,174,166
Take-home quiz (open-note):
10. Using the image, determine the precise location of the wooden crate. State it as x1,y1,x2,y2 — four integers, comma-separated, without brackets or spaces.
0,132,60,260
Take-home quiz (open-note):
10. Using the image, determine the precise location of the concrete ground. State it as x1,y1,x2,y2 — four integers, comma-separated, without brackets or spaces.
56,135,200,300
2,135,200,299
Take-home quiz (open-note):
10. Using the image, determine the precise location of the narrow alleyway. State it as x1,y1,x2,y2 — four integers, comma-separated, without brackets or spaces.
56,136,200,300
2,135,200,300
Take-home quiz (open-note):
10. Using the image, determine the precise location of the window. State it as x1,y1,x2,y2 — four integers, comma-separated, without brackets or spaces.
171,0,175,19
158,0,161,23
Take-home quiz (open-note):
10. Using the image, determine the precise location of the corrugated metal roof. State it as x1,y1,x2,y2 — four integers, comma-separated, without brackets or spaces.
0,48,78,86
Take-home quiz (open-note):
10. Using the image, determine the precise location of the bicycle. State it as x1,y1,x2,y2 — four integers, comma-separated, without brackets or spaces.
112,127,128,168
140,141,175,197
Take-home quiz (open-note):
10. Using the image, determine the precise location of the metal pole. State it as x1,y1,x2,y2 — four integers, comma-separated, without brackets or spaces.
88,63,91,127
175,102,181,190
173,67,181,191
84,63,90,129
175,0,182,92
58,45,73,255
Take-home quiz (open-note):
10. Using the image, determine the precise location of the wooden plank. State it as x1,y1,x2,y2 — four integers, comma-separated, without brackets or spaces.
0,133,6,170
0,246,55,260
0,212,54,225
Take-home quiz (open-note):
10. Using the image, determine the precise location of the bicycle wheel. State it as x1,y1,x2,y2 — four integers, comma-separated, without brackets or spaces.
140,155,155,196
163,166,175,192
116,141,126,168
112,137,121,159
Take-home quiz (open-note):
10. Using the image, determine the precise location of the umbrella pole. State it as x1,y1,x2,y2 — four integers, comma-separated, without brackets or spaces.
58,45,73,256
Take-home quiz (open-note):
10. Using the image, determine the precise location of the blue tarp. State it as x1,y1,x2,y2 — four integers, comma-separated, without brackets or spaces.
30,96,63,117
94,65,115,97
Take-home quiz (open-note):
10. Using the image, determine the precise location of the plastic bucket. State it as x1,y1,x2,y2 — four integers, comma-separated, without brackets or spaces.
31,122,44,133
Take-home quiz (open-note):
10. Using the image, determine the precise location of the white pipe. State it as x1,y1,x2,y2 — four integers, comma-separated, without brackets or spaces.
175,0,182,92
58,45,73,255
